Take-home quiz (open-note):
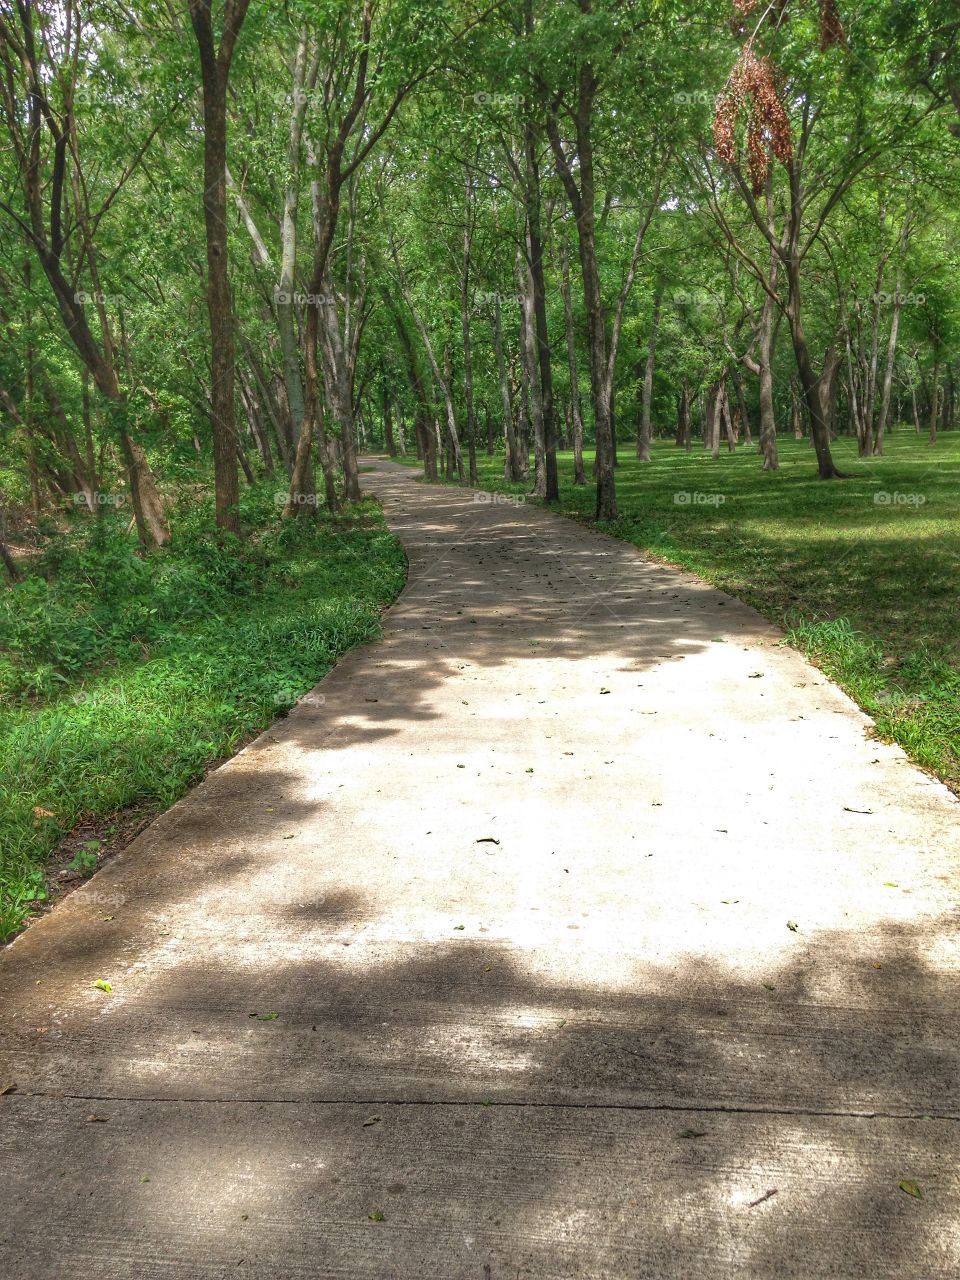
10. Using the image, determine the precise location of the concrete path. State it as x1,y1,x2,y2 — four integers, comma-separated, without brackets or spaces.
1,457,958,1278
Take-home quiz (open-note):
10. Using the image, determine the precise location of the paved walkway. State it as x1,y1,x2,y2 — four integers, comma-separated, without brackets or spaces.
1,457,958,1277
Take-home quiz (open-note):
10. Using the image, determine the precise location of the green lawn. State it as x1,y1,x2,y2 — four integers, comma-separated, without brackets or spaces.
0,486,406,942
395,431,960,792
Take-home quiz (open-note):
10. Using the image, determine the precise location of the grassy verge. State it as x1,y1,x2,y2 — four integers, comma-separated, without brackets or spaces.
395,432,960,791
0,483,406,941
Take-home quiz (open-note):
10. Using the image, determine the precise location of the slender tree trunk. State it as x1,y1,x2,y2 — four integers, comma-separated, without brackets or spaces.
720,381,737,452
731,366,752,445
560,237,586,486
636,288,662,462
676,380,692,449
383,380,396,456
461,174,480,487
875,279,902,455
784,257,843,477
189,0,250,536
493,293,523,482
0,509,19,582
276,30,317,445
546,70,617,519
929,357,941,444
523,116,559,501
518,246,547,497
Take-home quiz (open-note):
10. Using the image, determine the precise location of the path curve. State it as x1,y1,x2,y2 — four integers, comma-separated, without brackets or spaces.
1,457,958,1277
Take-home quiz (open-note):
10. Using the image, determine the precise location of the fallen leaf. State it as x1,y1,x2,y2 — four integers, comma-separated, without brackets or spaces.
362,1116,382,1127
250,1012,279,1021
475,837,500,845
898,1180,923,1200
600,688,611,694
282,833,295,840
748,673,764,679
679,1129,707,1139
762,982,776,991
453,924,465,931
0,1083,16,1096
368,1210,385,1222
883,882,898,888
32,806,56,822
748,1189,778,1208
93,979,112,993
86,1114,107,1123
786,921,799,933
456,763,465,769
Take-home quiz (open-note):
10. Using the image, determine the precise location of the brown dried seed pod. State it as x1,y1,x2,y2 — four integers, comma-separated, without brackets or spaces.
818,0,845,50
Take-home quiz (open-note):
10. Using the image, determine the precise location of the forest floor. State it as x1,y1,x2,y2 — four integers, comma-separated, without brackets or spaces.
1,457,958,1277
401,432,960,793
0,490,406,942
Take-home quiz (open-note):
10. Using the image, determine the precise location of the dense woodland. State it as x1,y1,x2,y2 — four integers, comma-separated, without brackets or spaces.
0,0,958,550
1,2,960,938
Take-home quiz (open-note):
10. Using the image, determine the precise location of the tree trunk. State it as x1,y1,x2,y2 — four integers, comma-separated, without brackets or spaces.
523,116,559,501
189,0,249,536
493,293,523,482
784,257,843,477
546,69,616,519
560,237,586,486
929,358,941,445
383,381,396,456
636,288,662,462
518,246,547,497
676,380,692,449
461,174,479,487
874,278,902,455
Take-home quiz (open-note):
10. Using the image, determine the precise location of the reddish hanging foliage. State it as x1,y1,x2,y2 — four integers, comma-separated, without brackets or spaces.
713,47,794,195
730,0,759,35
817,0,845,49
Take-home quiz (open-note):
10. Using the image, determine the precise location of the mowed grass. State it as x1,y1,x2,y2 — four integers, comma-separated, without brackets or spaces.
0,492,406,942
397,430,960,790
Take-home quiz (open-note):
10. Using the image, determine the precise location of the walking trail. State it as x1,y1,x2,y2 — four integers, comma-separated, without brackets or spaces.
1,457,958,1278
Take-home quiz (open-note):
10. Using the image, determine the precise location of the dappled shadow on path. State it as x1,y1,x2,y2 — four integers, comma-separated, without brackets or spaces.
1,457,958,1277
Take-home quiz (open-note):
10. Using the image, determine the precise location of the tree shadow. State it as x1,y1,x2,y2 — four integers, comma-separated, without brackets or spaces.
0,457,958,1275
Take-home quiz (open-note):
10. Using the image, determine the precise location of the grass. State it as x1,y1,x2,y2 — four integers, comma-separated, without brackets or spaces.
396,430,960,791
0,483,406,942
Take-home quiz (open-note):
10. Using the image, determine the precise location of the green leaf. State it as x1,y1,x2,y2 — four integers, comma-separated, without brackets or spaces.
93,979,112,993
898,1180,923,1199
786,920,799,932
